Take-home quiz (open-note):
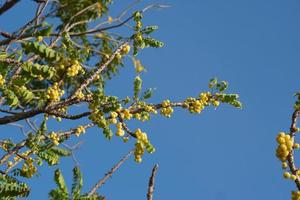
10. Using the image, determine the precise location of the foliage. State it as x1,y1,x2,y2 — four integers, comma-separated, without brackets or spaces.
49,167,105,200
0,0,242,199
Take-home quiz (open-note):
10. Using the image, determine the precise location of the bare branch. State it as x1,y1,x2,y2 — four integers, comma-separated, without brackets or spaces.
0,0,21,16
46,111,92,120
8,122,27,136
87,150,133,196
147,164,159,200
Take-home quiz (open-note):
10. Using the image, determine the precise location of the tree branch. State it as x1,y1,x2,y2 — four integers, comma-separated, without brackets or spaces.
0,0,21,16
287,108,300,189
87,150,133,196
147,164,159,200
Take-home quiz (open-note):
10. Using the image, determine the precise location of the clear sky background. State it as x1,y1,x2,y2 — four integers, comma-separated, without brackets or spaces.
1,0,300,199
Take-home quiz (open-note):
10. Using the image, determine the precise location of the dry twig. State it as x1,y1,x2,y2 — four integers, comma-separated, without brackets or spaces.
147,164,159,200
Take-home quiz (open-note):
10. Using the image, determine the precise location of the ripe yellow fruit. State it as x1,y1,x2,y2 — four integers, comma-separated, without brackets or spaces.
115,53,122,60
212,100,220,107
284,172,291,179
294,143,300,149
110,111,118,118
276,132,294,161
122,109,132,120
116,129,125,137
291,175,297,181
136,21,142,29
109,118,117,124
108,16,113,23
7,161,13,168
121,44,131,54
162,100,171,108
282,162,288,169
37,36,43,42
67,61,82,77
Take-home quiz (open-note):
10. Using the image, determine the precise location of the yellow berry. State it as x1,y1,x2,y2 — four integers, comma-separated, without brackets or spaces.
284,172,291,179
162,100,170,108
37,36,43,42
294,143,300,149
116,129,125,137
121,44,131,54
109,118,117,124
116,53,122,60
108,16,113,23
110,111,118,118
291,175,298,181
136,21,142,29
122,109,132,120
212,100,220,107
7,161,13,168
282,162,288,169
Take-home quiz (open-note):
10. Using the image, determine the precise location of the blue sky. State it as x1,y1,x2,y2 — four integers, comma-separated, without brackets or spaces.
1,0,300,199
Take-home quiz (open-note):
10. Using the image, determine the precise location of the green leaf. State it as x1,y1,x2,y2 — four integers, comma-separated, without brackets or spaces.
103,127,113,140
141,26,159,34
37,151,59,166
38,44,46,53
37,26,52,36
142,88,154,100
143,37,164,48
22,41,61,61
0,174,30,198
49,188,67,200
54,169,69,196
49,147,71,157
208,78,217,89
71,167,83,199
216,81,228,92
133,11,143,21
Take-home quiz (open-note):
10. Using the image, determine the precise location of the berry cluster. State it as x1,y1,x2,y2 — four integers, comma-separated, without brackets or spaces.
134,129,155,163
121,109,132,120
121,44,131,54
276,132,298,162
160,100,174,117
67,60,83,77
116,122,125,136
283,171,298,181
75,126,86,137
89,109,108,128
49,132,60,146
75,91,85,99
183,92,212,114
46,83,64,102
292,191,300,200
109,111,118,124
145,105,157,114
21,157,37,178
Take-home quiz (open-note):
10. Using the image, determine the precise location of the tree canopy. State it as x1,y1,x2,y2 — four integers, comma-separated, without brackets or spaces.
9,1,300,200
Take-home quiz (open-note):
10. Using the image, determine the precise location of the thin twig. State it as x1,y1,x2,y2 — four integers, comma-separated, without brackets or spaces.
8,123,27,136
87,150,133,196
